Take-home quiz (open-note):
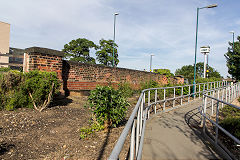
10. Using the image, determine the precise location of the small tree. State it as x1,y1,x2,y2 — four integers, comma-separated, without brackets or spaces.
225,36,240,80
87,86,129,128
63,38,97,64
96,39,119,66
153,69,174,77
175,62,221,81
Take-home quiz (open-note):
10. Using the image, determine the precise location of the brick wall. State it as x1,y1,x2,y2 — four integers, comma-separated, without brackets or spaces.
23,47,183,96
62,60,168,93
24,47,63,80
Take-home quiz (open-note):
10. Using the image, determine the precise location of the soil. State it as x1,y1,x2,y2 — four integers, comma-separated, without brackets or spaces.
0,95,138,160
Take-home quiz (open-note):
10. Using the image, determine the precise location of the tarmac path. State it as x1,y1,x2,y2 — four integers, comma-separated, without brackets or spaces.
142,99,222,160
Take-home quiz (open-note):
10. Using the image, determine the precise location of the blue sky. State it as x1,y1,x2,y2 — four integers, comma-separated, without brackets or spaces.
0,0,239,77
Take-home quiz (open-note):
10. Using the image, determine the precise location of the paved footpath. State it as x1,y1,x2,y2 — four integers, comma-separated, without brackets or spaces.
142,100,222,160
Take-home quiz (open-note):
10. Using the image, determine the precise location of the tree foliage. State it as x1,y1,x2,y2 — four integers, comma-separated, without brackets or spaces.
225,36,240,80
153,69,174,77
96,39,119,66
63,38,97,64
175,62,221,81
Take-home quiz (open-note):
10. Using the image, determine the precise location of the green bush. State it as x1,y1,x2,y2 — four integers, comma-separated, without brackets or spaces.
219,105,240,139
0,67,11,72
0,70,60,111
23,70,60,109
87,85,129,127
219,117,240,139
220,105,240,118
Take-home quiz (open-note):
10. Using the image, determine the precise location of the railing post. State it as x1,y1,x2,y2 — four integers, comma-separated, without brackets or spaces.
173,88,175,107
194,84,196,99
229,86,231,103
181,86,183,105
148,90,150,117
136,106,140,156
140,96,143,136
198,84,201,99
130,120,136,160
210,83,212,96
154,90,157,114
215,101,220,145
203,83,205,98
207,83,209,95
221,87,224,108
203,95,207,134
226,85,228,103
163,89,166,111
188,85,190,102
148,90,150,106
211,91,214,116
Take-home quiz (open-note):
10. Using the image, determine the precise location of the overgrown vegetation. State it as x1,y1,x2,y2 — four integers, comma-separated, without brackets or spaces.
0,70,60,111
220,105,240,139
79,120,104,139
87,86,129,128
117,82,134,98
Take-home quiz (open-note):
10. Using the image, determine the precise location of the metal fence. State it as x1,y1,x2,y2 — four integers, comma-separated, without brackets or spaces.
200,82,240,160
108,81,229,160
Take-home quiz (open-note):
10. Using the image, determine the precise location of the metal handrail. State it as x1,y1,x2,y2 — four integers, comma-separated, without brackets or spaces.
200,82,240,160
108,81,229,160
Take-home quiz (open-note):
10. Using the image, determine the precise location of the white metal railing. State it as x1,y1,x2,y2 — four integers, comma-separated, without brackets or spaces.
108,81,229,160
200,82,240,160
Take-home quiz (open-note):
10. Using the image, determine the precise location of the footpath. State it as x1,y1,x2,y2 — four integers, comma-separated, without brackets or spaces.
142,100,222,160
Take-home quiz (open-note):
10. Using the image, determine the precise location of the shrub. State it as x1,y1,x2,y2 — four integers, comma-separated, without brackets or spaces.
219,117,240,139
23,70,60,112
219,105,240,139
0,67,11,72
87,86,129,127
117,82,134,98
220,105,240,118
0,70,60,111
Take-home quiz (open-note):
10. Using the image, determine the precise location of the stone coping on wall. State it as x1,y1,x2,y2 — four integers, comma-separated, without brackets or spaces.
25,47,64,57
66,60,160,75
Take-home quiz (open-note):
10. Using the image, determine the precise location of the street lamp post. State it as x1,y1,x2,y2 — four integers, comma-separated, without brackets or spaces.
150,54,154,72
112,13,119,67
230,31,235,53
193,4,217,95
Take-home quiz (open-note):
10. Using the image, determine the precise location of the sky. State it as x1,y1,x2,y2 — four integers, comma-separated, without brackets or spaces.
0,0,239,77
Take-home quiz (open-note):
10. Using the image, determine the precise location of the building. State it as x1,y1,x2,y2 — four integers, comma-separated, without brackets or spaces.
0,21,10,67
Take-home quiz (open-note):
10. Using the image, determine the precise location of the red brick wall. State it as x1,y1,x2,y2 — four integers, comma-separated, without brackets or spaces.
62,60,168,92
23,47,184,96
24,47,63,80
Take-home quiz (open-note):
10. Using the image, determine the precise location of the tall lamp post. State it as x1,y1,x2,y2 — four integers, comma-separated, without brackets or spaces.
150,54,154,72
112,13,119,67
193,4,217,95
230,31,235,53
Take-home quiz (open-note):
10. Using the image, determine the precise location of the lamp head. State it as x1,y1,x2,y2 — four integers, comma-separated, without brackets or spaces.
114,13,119,15
229,31,234,34
206,4,217,8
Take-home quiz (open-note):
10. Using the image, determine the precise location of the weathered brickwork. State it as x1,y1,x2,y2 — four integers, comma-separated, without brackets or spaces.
62,60,169,91
23,47,183,95
24,47,63,80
